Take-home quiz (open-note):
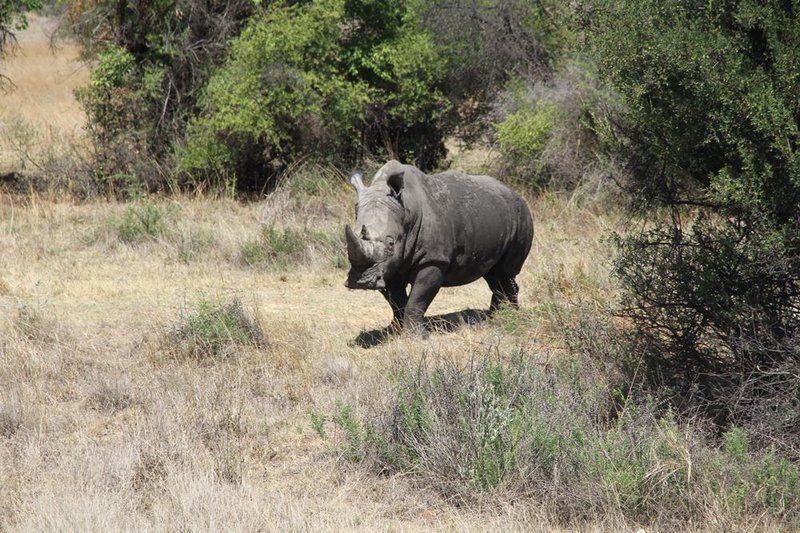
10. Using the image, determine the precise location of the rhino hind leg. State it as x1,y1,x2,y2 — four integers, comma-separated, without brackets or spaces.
485,275,520,313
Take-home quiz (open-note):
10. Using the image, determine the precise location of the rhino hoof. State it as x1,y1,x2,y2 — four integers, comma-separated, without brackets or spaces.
404,323,429,339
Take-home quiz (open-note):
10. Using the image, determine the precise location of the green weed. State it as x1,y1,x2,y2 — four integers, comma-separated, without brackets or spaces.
309,408,327,439
240,225,340,271
115,202,174,244
168,298,262,359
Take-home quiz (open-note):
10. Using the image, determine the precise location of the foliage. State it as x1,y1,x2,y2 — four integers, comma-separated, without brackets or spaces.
494,61,621,190
497,100,555,182
180,0,453,190
417,0,573,143
64,0,567,193
0,0,40,58
167,298,263,359
66,0,256,193
333,402,371,461
114,201,175,243
179,0,370,189
74,45,160,193
333,350,800,527
587,0,800,435
309,408,327,439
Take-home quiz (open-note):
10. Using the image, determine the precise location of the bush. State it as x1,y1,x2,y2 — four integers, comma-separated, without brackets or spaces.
166,298,263,359
180,0,453,190
66,0,256,193
497,100,556,182
114,202,174,244
74,45,162,194
65,0,576,194
0,1,40,61
495,63,619,190
240,225,340,271
324,349,800,527
417,0,572,144
584,0,800,440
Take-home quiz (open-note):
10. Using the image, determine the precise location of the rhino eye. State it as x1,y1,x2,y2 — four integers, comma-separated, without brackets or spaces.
385,236,395,256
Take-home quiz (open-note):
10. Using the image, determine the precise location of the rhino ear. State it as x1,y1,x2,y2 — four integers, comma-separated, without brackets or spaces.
387,170,404,200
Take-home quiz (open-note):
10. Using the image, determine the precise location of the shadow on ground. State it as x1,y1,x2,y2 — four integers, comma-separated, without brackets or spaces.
352,308,489,349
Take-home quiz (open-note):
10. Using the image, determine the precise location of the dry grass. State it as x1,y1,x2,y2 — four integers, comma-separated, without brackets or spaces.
0,177,623,530
0,13,89,173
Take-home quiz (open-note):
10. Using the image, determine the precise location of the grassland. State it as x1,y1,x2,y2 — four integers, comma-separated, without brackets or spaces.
0,183,620,530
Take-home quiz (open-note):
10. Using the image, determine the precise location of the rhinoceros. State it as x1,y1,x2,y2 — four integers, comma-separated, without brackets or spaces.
345,160,533,336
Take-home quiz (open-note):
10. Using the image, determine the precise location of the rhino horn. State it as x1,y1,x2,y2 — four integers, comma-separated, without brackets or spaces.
349,172,365,195
345,224,371,266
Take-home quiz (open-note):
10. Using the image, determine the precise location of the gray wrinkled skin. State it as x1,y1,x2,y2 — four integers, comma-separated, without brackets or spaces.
345,160,534,337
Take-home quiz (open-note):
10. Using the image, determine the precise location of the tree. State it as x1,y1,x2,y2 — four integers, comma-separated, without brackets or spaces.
590,0,800,441
179,0,453,190
66,0,256,192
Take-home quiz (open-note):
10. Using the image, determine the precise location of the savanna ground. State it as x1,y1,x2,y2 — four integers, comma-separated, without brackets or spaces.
0,17,622,530
0,183,615,530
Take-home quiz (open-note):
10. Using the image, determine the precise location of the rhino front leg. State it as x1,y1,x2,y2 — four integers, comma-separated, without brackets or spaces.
380,281,408,331
404,265,444,338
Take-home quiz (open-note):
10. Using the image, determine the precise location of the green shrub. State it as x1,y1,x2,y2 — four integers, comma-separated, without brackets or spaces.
75,46,168,194
494,63,618,191
240,225,340,271
167,298,263,359
180,0,453,190
114,202,174,244
332,348,800,527
332,403,370,462
360,354,606,496
754,452,800,514
66,0,255,194
87,45,135,90
497,102,556,177
0,1,41,57
309,408,327,439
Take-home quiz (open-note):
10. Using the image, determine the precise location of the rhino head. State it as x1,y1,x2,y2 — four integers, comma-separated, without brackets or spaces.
345,166,405,290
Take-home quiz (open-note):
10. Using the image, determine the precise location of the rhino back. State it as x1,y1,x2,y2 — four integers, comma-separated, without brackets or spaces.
403,167,532,285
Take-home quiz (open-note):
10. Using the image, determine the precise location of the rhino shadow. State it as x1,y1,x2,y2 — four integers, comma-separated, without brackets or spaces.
352,308,489,349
